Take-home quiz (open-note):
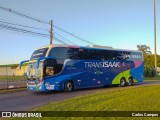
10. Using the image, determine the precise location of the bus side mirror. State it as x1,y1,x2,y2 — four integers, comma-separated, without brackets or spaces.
20,60,29,70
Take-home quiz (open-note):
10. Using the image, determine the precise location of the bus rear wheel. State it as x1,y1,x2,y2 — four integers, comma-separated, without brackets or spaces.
120,77,126,87
128,77,133,86
64,81,73,92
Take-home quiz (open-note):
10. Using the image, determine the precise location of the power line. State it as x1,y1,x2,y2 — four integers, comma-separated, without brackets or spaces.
0,6,48,24
0,23,49,37
0,5,94,45
54,32,77,45
0,20,48,31
0,23,68,44
53,37,67,45
0,19,84,45
53,25,94,45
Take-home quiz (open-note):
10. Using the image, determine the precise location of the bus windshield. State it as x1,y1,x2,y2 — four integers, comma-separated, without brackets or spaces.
30,48,48,60
27,62,43,80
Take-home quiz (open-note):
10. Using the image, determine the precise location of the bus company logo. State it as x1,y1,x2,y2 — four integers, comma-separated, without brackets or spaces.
122,53,129,60
122,53,141,60
131,54,141,59
84,62,120,68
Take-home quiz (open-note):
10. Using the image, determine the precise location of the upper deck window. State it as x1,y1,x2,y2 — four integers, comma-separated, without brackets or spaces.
30,48,48,60
67,48,142,61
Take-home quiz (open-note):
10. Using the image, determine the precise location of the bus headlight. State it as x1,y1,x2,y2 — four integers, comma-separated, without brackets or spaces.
55,82,60,87
35,80,40,84
39,86,42,90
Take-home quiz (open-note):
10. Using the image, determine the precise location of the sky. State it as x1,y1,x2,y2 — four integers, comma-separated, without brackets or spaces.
0,0,160,65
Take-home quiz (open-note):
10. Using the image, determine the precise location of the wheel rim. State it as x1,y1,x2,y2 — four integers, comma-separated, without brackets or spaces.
66,82,72,92
128,79,132,85
120,79,125,86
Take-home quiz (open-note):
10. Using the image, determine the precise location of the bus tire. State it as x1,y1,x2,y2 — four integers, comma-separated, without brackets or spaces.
128,77,133,86
120,77,126,87
64,81,73,92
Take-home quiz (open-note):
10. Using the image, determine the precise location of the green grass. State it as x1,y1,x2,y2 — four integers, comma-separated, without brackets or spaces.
0,75,26,81
0,64,19,67
144,75,160,80
7,85,160,120
34,85,160,111
0,63,28,67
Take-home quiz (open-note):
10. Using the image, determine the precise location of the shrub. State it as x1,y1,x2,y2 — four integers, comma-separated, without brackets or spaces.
144,66,156,77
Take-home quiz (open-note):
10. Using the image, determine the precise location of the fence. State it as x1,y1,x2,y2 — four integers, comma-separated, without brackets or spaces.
0,66,27,90
0,79,26,90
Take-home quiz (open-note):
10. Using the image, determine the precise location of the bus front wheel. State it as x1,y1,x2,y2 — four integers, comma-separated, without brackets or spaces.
120,78,126,87
64,81,73,92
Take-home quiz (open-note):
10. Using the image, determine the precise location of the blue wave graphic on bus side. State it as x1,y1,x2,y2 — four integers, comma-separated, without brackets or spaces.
130,62,144,82
44,60,136,90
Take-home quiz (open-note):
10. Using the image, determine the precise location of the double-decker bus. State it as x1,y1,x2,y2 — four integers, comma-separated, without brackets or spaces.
20,44,144,92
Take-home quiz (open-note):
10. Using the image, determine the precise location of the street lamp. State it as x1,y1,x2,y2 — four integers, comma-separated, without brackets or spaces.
154,0,157,73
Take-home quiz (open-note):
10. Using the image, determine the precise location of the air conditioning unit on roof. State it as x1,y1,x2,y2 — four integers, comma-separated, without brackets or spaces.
88,44,113,49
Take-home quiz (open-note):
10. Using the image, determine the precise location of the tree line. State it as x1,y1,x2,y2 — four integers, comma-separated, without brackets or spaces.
137,45,160,77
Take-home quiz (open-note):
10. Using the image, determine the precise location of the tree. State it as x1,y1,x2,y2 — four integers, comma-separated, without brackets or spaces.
137,45,152,54
137,45,159,77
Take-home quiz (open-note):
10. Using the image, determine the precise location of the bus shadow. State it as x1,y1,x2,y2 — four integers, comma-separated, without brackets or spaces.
30,90,64,95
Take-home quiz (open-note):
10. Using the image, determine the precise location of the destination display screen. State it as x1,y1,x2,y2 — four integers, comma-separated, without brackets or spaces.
30,48,48,60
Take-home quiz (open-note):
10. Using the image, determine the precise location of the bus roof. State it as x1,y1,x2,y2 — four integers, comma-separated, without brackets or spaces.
37,44,142,53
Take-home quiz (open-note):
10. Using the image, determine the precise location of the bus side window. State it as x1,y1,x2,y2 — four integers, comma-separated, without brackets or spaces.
77,49,84,59
87,49,97,60
77,48,88,59
67,48,79,59
100,50,107,60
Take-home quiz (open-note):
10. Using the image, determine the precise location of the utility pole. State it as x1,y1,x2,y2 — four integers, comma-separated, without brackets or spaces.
50,20,53,45
154,0,157,73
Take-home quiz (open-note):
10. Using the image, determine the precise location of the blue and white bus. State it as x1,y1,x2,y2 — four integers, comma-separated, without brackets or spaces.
20,44,144,92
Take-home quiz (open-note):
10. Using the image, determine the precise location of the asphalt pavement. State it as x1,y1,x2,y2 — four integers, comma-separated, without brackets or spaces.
0,80,160,111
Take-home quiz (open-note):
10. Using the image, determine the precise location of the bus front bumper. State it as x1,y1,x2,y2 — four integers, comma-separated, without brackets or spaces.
27,82,61,91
